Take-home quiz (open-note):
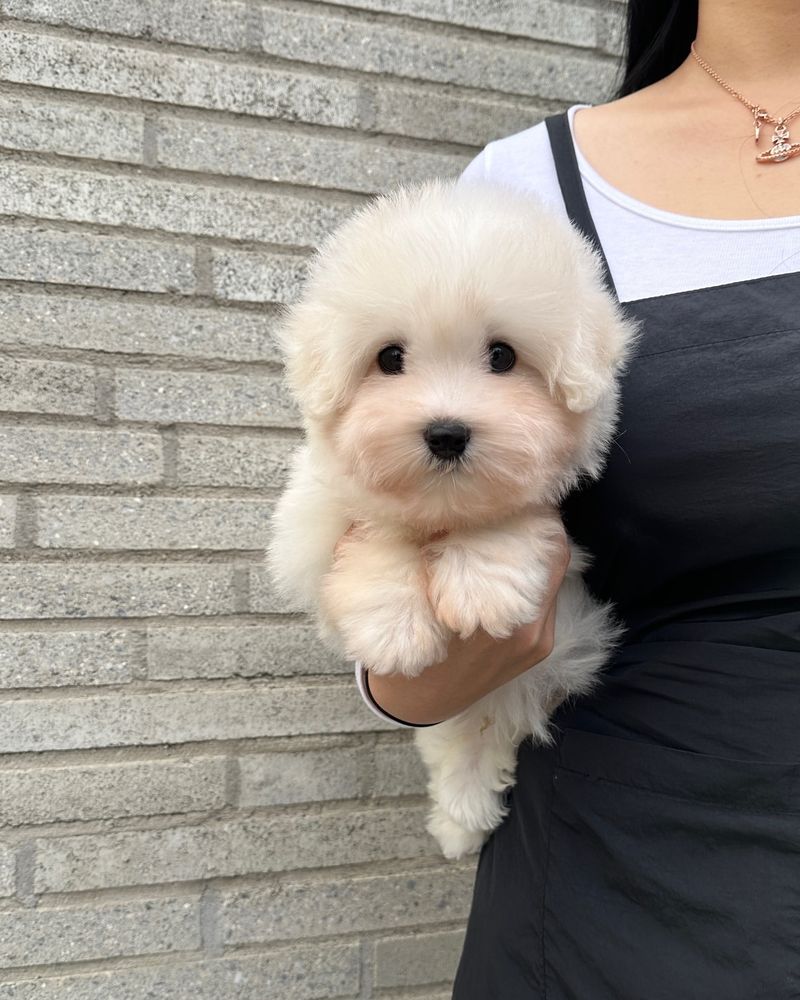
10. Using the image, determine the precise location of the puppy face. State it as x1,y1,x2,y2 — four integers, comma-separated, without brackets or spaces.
279,179,639,530
331,313,582,530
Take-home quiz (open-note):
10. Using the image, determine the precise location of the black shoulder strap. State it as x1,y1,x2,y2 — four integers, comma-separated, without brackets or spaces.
544,111,618,300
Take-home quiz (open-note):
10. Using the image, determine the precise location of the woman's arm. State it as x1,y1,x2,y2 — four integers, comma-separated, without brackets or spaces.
364,526,571,725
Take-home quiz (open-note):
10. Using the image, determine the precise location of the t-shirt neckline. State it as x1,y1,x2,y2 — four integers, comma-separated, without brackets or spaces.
567,104,800,232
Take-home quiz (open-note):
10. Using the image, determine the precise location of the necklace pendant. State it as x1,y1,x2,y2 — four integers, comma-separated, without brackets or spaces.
756,122,800,163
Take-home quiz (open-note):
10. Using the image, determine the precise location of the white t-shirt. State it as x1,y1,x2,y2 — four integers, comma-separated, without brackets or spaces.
355,101,800,726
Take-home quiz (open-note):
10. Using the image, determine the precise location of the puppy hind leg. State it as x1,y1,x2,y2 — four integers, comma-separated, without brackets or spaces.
415,702,517,850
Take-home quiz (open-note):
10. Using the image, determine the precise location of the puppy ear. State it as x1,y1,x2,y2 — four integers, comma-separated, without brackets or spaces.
276,300,359,421
552,252,641,414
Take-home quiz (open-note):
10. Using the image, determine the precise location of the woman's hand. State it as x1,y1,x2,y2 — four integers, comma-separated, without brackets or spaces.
364,523,572,725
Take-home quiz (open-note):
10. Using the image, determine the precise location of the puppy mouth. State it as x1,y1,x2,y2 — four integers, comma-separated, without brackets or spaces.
429,453,467,472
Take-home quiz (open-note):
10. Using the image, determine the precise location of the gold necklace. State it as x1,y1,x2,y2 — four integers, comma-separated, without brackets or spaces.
690,41,800,164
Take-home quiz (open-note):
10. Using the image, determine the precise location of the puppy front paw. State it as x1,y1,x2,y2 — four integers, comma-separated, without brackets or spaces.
339,600,449,677
426,542,546,639
320,532,449,676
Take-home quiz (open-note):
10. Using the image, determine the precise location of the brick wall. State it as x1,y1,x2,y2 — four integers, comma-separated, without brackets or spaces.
0,1,622,995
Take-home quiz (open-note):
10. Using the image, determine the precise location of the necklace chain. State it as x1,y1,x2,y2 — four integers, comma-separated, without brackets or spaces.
690,41,800,126
690,42,800,163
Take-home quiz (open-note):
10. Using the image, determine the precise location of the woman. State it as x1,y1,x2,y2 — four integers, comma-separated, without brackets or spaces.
357,0,800,994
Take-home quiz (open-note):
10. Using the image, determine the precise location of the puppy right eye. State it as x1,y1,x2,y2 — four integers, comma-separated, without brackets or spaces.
377,344,405,374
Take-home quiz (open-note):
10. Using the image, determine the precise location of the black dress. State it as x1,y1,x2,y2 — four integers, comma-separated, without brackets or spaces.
452,111,800,999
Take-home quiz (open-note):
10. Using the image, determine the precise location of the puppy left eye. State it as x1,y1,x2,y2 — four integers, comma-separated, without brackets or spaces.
488,341,516,373
377,344,405,375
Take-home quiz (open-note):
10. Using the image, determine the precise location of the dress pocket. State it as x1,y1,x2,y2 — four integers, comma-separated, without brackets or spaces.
541,729,800,1000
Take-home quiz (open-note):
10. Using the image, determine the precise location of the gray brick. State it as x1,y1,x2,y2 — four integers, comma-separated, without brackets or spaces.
373,740,427,797
237,747,361,807
367,80,552,146
0,846,14,898
35,496,274,550
374,928,465,988
0,942,359,1000
156,115,467,194
0,291,280,363
176,432,294,489
147,621,347,680
34,804,433,892
0,681,387,752
325,0,599,48
0,496,15,548
211,248,309,305
254,6,614,103
0,628,136,689
220,865,473,945
4,0,249,51
0,357,95,416
115,369,300,428
0,563,237,619
0,757,226,826
597,5,627,57
0,30,363,128
249,563,305,613
0,426,163,485
0,93,143,163
0,897,200,968
0,161,349,247
0,226,194,294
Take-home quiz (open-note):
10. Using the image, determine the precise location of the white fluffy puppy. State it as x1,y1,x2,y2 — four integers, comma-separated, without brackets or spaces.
268,178,640,859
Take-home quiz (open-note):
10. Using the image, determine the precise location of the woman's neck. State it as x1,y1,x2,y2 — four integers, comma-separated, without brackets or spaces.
688,0,800,115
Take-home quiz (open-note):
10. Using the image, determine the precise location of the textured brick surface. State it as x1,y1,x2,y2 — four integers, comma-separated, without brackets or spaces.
0,682,386,752
253,5,614,103
156,115,467,193
237,746,362,806
0,2,610,991
0,161,350,247
146,621,346,679
3,0,251,50
0,943,360,1000
0,356,95,416
325,0,603,48
34,804,433,892
211,248,311,304
176,431,295,488
220,866,474,945
0,30,364,127
0,897,200,968
0,628,137,688
373,740,428,796
0,291,280,362
0,93,144,162
35,496,274,550
374,928,466,988
0,225,195,293
0,426,163,484
0,564,237,619
0,847,14,898
366,78,548,145
0,496,15,548
0,757,227,825
115,369,300,427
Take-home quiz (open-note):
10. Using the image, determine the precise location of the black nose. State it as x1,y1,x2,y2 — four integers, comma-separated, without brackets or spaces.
424,420,471,461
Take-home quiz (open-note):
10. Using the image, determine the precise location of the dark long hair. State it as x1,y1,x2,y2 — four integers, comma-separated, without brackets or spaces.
613,0,699,98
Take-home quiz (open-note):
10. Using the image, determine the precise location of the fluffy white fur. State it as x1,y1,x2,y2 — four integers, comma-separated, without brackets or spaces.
268,178,641,859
